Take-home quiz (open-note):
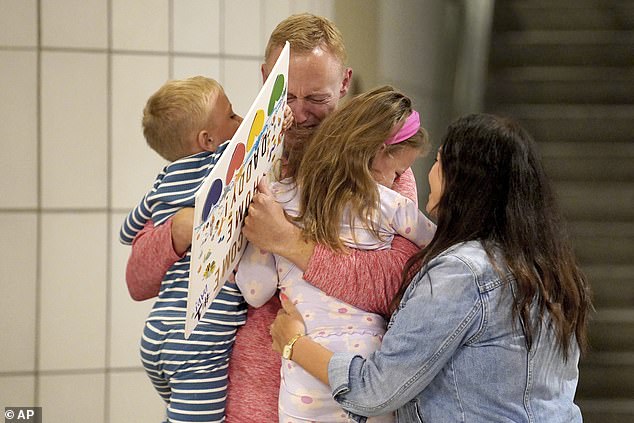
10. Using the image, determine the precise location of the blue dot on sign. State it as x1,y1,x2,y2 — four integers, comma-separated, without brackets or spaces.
202,179,223,221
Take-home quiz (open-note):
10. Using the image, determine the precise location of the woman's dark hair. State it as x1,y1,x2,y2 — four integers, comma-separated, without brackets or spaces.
394,113,592,359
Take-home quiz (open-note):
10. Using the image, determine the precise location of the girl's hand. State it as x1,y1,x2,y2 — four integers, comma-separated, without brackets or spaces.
271,293,306,354
282,104,294,132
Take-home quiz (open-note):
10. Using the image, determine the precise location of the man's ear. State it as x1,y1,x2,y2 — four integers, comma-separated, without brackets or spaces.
339,67,353,98
261,63,270,84
197,130,216,152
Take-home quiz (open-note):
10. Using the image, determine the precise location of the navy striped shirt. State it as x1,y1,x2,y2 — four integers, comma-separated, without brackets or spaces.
120,142,247,326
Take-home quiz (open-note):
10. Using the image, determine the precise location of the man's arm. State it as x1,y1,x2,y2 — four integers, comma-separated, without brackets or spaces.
243,170,422,316
125,208,193,301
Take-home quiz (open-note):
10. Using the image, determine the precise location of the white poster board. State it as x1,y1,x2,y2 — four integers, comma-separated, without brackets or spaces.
185,42,289,337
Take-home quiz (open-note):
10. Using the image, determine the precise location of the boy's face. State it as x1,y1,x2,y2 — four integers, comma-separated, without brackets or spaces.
206,91,243,147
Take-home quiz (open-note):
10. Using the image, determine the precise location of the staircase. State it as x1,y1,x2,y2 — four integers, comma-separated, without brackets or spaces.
484,1,634,421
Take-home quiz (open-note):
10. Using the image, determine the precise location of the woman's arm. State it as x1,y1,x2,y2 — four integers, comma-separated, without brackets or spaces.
125,208,193,301
272,256,483,417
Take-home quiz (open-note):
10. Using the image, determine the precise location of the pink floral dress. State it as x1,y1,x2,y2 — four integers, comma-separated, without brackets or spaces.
235,180,436,422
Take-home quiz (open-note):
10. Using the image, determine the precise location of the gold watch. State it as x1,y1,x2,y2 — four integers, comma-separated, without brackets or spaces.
282,333,304,360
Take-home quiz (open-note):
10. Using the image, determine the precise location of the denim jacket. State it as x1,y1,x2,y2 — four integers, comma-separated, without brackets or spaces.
328,241,582,422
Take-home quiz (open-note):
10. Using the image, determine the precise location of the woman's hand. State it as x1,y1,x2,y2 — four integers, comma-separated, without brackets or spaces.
271,293,307,354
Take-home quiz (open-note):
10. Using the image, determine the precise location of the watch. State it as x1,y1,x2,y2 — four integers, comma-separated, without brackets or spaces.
282,333,304,360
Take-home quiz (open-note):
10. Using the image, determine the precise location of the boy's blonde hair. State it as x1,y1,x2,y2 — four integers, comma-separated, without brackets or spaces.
142,76,222,161
294,85,430,252
265,13,347,65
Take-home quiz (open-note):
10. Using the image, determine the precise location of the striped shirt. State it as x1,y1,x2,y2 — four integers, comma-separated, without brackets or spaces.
119,143,246,326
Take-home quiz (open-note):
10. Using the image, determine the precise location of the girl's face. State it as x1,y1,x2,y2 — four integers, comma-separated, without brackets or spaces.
371,145,420,188
426,150,443,217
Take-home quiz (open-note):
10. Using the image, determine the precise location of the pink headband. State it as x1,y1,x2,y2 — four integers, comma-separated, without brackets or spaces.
385,110,420,145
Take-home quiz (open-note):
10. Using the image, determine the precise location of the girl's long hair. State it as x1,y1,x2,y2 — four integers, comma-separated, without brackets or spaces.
394,113,592,358
292,85,429,252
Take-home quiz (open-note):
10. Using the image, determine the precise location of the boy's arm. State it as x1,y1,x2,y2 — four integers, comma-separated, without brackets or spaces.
125,208,192,301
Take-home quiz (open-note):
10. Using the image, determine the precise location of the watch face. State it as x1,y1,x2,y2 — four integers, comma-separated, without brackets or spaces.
282,345,291,360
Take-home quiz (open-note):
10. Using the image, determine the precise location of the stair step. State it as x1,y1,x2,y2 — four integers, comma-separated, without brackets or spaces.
490,104,634,143
486,66,634,105
588,310,634,352
490,30,634,67
582,265,634,309
540,142,634,183
494,1,634,32
577,399,634,423
569,221,634,266
578,351,634,398
554,182,634,221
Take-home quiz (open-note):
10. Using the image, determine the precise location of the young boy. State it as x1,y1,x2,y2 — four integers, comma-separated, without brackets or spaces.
119,76,285,422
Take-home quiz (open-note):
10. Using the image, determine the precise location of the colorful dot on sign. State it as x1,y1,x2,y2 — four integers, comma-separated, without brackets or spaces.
268,74,285,115
406,227,411,234
201,178,223,221
301,396,313,404
247,110,265,151
338,307,348,313
225,142,246,185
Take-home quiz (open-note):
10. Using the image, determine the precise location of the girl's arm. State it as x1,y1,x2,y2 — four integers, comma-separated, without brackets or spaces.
235,243,279,307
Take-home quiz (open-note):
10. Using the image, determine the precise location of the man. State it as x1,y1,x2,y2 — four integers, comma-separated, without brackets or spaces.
125,13,419,422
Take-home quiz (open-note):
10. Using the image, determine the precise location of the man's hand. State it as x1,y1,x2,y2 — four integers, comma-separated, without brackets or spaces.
243,179,315,270
171,207,194,255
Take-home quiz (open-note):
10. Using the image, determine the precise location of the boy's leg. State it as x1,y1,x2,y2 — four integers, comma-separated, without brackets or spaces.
141,320,172,403
161,321,236,423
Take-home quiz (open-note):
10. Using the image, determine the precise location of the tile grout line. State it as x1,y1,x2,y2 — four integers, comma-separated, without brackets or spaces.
104,0,113,421
34,0,42,407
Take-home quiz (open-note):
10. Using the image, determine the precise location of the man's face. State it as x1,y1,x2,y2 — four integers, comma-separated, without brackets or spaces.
263,46,351,145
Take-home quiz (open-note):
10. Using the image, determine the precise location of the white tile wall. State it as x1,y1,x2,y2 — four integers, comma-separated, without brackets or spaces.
39,213,107,370
39,373,106,422
111,0,169,52
41,0,108,49
108,371,166,422
0,1,342,420
0,50,38,208
110,54,169,209
0,213,37,373
41,51,109,209
173,0,221,55
109,213,155,368
173,56,221,81
0,0,37,47
224,0,263,56
0,375,35,405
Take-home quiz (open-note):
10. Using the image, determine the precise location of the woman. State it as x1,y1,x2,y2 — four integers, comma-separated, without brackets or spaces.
270,113,592,422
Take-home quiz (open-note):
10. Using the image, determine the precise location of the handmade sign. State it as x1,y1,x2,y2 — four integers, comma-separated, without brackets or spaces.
185,42,289,337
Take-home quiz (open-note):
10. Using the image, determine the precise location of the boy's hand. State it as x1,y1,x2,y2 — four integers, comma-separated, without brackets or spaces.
171,207,194,255
282,104,294,132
